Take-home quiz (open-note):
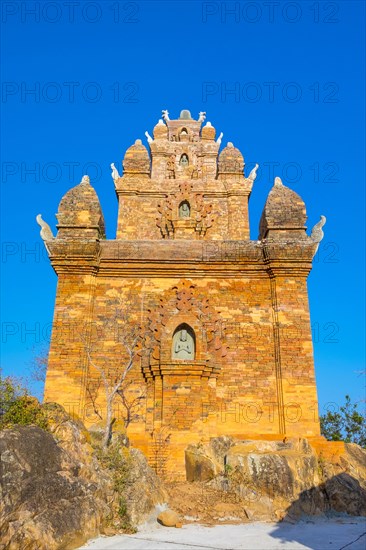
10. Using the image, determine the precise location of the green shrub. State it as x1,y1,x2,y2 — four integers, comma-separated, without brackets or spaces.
0,376,48,430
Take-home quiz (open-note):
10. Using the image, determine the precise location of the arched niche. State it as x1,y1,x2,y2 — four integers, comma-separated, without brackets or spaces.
172,323,195,360
178,200,190,218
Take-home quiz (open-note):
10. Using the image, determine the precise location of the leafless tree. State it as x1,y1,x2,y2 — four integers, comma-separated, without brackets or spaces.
82,291,148,450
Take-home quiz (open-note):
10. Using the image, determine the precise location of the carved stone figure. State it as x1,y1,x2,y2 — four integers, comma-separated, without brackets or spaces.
198,111,206,123
162,109,170,121
311,215,326,243
179,154,189,167
36,214,54,241
179,201,190,218
274,176,283,187
110,163,120,180
248,163,259,181
172,327,194,360
216,132,224,145
145,131,153,144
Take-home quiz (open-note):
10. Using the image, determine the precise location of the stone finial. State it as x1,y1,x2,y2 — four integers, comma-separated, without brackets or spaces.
216,132,224,145
248,163,259,182
259,180,307,240
56,178,106,240
162,109,170,122
198,111,206,123
218,143,245,177
179,109,192,120
122,139,151,176
36,214,54,241
111,163,120,180
154,119,168,140
311,215,326,243
145,131,153,144
227,142,233,148
274,176,283,187
201,121,216,141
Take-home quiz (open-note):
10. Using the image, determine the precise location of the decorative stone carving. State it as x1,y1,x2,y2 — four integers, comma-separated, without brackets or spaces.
274,176,283,187
156,182,215,238
179,154,189,167
311,215,326,242
172,325,195,360
110,162,120,180
162,109,170,121
145,131,153,144
310,215,326,254
166,156,176,179
216,132,223,145
248,163,259,181
36,214,54,241
141,280,227,378
198,111,206,123
179,201,190,218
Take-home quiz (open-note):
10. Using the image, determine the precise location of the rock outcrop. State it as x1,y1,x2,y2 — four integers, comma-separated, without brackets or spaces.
0,404,165,550
183,437,366,522
0,425,111,550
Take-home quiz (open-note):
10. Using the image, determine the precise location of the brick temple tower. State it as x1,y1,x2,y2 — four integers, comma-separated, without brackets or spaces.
40,109,325,477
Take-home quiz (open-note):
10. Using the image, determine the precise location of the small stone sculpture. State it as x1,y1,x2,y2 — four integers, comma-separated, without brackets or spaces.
36,214,54,241
248,163,259,181
110,163,120,180
274,176,283,187
198,111,206,123
216,132,224,145
310,215,326,256
173,328,194,360
145,131,153,144
162,109,170,122
311,215,326,243
179,202,190,218
179,154,189,167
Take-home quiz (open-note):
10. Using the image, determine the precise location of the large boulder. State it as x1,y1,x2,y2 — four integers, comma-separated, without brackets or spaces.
0,425,112,550
183,437,366,521
0,404,166,549
121,447,167,526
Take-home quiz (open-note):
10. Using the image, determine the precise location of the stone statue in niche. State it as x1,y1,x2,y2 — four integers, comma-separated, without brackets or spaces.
179,154,189,167
172,327,195,360
179,201,190,218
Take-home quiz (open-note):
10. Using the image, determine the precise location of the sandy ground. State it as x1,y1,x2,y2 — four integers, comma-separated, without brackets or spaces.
78,517,366,550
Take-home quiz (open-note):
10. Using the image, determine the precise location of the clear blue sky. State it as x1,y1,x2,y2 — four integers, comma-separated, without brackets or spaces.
1,1,365,414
